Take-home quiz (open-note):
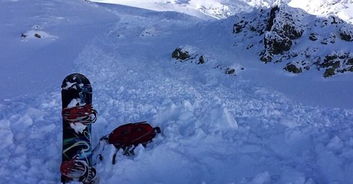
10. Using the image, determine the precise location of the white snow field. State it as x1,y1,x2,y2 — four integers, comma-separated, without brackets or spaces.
1,0,353,184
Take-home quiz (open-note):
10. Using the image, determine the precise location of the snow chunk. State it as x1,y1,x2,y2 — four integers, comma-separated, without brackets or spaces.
223,108,239,129
200,100,238,131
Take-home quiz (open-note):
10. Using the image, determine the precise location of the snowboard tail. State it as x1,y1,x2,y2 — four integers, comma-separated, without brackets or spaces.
61,73,97,184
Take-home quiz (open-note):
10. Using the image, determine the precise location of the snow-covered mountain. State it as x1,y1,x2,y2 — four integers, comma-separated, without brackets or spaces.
90,0,279,19
289,0,353,24
90,0,353,23
1,0,353,184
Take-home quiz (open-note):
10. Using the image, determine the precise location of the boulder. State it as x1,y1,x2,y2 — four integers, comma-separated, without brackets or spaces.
172,48,190,60
284,63,302,73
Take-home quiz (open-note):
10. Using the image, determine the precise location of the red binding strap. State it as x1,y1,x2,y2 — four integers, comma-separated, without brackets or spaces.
62,104,97,125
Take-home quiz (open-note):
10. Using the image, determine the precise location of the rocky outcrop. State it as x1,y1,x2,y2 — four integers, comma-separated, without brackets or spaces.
172,48,191,60
259,6,304,62
233,4,353,77
319,53,353,77
264,31,292,55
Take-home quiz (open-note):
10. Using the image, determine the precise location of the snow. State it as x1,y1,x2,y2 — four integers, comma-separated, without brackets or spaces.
1,0,353,184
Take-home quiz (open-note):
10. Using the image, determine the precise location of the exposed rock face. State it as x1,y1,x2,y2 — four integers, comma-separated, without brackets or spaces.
259,6,304,62
233,4,353,77
319,53,353,77
264,31,292,55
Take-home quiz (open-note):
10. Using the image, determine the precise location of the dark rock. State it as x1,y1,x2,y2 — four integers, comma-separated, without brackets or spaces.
324,68,335,78
259,50,272,63
317,53,353,77
349,66,353,72
280,24,303,40
339,26,353,41
34,33,41,38
328,16,344,25
264,32,292,55
347,58,353,65
246,44,253,49
324,55,338,61
267,7,303,40
340,32,353,41
198,55,205,64
225,68,235,75
320,40,328,45
266,6,279,31
304,65,310,70
172,48,190,60
21,33,27,38
309,33,318,41
322,60,340,68
233,20,247,33
284,63,302,73
321,55,340,68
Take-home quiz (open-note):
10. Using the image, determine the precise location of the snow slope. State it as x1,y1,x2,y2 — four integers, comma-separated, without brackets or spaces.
1,0,353,184
0,0,116,100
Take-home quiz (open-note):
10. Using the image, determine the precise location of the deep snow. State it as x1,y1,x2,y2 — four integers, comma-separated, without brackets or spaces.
1,0,353,184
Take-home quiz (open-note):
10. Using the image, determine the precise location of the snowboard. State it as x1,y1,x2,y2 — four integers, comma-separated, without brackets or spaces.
60,73,97,184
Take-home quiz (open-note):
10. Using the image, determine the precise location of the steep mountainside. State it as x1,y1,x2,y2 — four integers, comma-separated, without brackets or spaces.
233,4,353,77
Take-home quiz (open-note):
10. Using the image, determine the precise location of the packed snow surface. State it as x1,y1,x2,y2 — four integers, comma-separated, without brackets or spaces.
1,0,353,184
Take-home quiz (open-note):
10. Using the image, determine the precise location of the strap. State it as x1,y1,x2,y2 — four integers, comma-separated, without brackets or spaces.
91,136,109,165
112,148,120,165
62,104,97,125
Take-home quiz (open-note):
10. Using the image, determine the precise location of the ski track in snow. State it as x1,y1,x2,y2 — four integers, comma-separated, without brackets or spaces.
1,1,353,184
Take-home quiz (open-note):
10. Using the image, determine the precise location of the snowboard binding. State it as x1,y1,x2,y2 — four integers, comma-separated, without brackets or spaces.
62,104,97,125
61,158,97,184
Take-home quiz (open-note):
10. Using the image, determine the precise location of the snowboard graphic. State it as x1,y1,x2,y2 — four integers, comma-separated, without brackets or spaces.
60,73,97,184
